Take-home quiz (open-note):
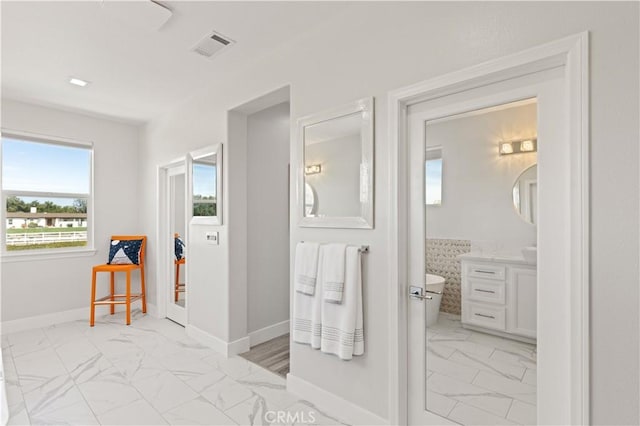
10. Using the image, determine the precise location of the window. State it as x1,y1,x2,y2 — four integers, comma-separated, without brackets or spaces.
1,133,92,254
425,146,442,206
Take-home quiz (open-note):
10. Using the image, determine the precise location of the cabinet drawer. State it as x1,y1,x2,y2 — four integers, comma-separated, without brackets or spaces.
467,278,506,304
467,263,506,281
466,302,506,331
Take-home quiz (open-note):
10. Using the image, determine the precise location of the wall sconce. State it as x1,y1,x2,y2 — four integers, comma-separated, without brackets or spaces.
499,138,537,156
305,164,322,175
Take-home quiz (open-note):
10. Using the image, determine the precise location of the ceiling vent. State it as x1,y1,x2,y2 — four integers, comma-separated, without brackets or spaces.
191,31,235,59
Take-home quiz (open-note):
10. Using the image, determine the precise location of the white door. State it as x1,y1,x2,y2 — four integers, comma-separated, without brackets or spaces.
166,164,187,325
407,73,564,424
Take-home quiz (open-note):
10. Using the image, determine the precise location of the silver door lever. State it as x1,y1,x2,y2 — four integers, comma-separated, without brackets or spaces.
409,286,432,300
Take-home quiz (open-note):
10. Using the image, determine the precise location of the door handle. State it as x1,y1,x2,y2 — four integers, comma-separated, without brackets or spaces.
409,286,433,300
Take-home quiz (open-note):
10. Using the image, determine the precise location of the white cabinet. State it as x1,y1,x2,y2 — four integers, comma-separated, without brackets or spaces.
507,267,537,339
461,256,536,342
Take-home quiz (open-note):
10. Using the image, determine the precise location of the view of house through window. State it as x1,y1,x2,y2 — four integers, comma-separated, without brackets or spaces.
1,135,92,252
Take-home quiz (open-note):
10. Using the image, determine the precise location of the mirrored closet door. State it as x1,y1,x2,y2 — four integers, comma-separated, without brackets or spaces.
166,163,188,325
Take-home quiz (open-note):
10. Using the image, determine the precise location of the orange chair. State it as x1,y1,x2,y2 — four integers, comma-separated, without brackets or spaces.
174,233,186,302
90,235,147,326
174,258,186,302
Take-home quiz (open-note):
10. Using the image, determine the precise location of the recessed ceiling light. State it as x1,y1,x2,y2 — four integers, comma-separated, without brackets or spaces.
69,77,90,87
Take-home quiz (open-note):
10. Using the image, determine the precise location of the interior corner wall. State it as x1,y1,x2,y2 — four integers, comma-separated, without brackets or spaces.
137,3,639,423
247,102,290,335
0,99,140,322
227,111,249,342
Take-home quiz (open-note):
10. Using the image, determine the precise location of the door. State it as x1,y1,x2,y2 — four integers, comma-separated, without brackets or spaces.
407,74,563,424
166,164,187,325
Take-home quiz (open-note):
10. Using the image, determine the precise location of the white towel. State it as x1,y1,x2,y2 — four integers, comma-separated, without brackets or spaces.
320,247,364,360
294,242,320,295
322,243,347,303
293,248,324,347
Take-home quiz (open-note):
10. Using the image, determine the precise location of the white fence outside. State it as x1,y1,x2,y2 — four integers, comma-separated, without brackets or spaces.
6,231,87,246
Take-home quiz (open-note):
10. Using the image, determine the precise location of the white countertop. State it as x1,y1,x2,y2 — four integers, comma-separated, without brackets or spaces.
458,252,535,266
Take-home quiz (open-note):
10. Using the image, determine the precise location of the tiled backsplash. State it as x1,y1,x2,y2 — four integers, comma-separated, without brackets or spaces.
426,238,471,315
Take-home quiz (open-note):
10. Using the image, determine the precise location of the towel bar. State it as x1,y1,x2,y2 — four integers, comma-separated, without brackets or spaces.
300,242,369,254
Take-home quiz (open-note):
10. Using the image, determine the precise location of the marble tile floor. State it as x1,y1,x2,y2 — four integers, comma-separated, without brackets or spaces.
1,310,349,426
426,313,537,425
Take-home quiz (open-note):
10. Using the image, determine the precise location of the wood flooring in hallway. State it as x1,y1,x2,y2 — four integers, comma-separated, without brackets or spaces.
239,333,290,378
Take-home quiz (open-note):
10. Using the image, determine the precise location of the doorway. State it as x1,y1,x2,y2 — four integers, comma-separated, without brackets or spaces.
239,101,291,377
158,161,188,326
227,87,292,377
388,34,589,425
410,98,539,425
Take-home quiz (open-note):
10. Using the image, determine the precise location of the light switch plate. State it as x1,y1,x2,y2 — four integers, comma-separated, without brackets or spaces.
205,231,219,245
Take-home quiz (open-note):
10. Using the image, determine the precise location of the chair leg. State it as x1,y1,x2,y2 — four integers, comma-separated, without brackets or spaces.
90,269,97,327
110,272,115,315
140,266,147,314
175,262,180,302
126,270,131,325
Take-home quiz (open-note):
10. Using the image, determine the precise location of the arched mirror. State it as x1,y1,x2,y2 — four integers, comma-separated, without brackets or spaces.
512,163,537,225
304,182,316,216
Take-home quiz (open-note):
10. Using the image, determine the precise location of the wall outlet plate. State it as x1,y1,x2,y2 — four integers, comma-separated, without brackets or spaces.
205,231,219,245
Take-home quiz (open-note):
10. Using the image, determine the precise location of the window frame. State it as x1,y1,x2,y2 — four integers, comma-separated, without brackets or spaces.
1,129,95,261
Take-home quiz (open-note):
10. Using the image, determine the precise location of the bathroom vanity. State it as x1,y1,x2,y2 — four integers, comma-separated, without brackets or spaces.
459,253,537,343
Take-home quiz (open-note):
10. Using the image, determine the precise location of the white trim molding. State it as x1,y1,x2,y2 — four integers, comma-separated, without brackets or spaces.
387,32,589,425
286,374,387,426
186,324,250,357
248,320,290,347
1,304,159,335
1,307,88,334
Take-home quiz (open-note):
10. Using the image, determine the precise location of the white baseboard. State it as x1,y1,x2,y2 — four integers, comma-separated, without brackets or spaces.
249,320,290,347
286,374,387,426
186,324,250,357
1,303,159,335
228,335,251,356
146,303,159,318
1,307,88,334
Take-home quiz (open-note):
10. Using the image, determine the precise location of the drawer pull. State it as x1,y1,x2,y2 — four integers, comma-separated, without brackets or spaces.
474,270,495,275
474,313,496,319
474,289,496,294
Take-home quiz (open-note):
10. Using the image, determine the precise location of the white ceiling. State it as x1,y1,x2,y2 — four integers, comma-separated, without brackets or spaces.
1,1,352,124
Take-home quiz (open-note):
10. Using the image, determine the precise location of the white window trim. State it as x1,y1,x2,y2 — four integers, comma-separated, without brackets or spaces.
0,129,95,261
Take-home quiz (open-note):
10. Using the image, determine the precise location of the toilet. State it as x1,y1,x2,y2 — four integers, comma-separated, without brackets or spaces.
425,273,445,327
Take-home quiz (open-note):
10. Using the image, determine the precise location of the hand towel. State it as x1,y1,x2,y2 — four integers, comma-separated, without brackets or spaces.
294,242,320,295
293,247,324,347
322,243,347,303
320,247,364,360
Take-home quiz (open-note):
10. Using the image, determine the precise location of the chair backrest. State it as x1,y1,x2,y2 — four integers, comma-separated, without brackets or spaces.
111,235,146,266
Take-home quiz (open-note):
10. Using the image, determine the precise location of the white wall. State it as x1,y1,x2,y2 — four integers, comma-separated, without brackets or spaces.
422,103,537,252
305,135,361,217
247,102,290,334
1,99,140,322
138,3,639,423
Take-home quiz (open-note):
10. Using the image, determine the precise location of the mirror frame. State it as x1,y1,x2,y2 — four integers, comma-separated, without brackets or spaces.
296,97,374,229
512,162,537,226
188,144,223,226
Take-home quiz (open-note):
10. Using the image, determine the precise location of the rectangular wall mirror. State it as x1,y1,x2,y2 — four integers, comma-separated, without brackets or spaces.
189,144,223,226
297,97,374,228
